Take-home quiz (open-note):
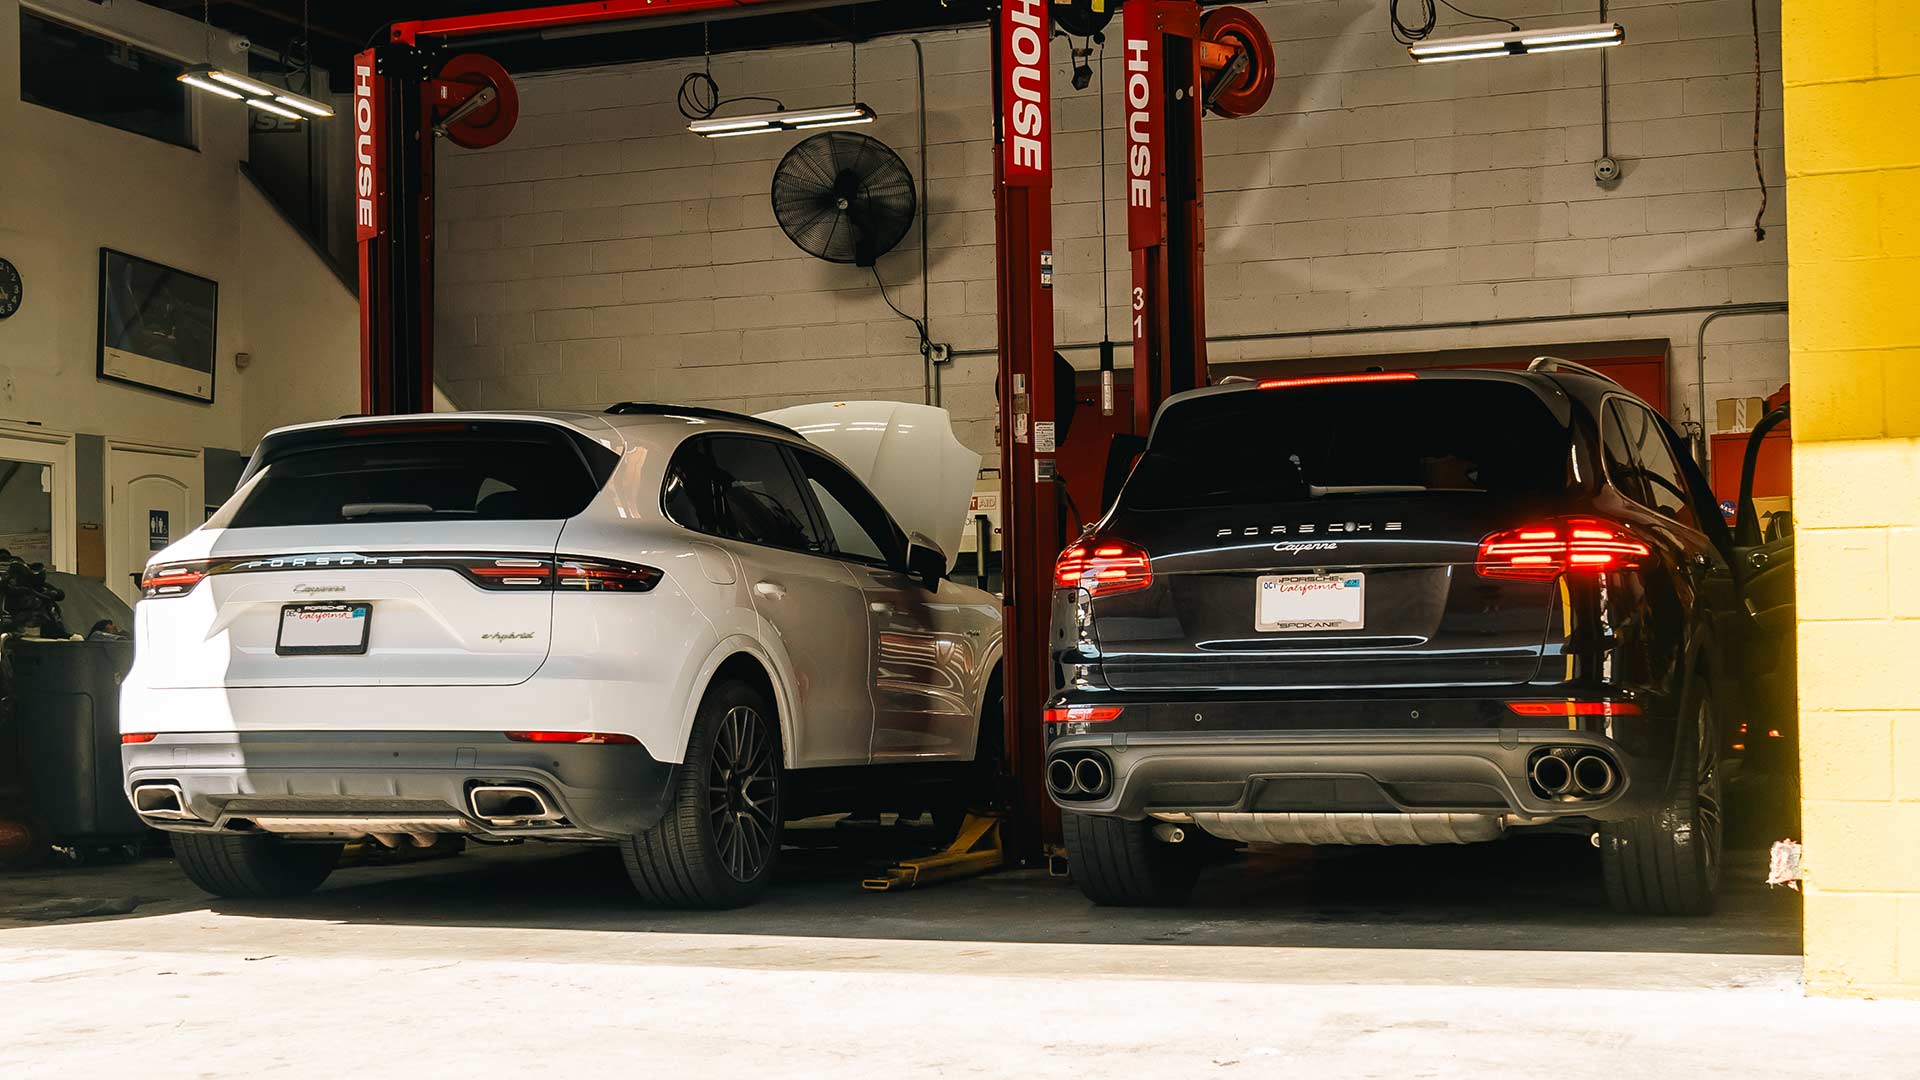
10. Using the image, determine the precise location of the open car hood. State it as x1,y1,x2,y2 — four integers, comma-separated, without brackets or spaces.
757,401,981,569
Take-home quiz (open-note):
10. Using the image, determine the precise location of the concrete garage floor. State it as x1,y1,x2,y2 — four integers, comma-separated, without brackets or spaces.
3,819,1917,1078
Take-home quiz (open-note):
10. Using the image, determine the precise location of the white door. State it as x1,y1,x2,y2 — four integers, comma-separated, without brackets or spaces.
0,427,77,572
108,442,203,606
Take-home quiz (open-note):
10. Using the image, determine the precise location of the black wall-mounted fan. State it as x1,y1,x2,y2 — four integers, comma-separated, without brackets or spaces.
771,131,917,267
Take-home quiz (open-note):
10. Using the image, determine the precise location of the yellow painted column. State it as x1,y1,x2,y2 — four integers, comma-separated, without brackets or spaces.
1782,0,1920,999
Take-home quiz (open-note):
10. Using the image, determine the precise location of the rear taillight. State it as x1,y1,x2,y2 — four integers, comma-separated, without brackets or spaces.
121,732,158,744
459,558,554,590
1042,706,1124,723
1506,701,1642,718
555,557,663,592
1054,539,1153,597
141,562,210,598
450,556,662,592
1476,517,1649,581
504,731,639,744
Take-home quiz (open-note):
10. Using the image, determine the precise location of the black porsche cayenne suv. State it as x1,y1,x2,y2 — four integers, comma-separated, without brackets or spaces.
1046,360,1782,915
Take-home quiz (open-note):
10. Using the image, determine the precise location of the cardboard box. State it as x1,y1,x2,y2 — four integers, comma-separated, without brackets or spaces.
1716,396,1766,433
1752,496,1793,536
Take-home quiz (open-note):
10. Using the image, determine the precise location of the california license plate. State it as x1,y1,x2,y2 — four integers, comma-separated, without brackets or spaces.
1256,573,1364,632
276,602,371,655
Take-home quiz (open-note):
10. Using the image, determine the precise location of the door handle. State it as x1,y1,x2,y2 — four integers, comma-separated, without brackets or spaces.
869,601,894,615
753,581,787,600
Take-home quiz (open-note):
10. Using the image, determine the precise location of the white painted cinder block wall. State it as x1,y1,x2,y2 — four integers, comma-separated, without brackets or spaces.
0,0,359,453
434,0,1787,456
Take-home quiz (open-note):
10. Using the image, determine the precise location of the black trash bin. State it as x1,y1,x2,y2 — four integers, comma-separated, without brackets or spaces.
4,636,147,847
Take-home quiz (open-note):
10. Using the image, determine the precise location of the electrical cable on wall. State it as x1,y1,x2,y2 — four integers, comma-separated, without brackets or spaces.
1389,0,1519,44
873,265,932,359
1748,0,1768,241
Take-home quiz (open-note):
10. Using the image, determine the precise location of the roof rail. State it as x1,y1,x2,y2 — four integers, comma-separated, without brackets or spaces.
603,402,796,434
1526,356,1621,386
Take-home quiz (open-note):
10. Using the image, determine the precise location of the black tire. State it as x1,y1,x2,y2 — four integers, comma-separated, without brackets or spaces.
169,833,341,898
622,679,783,909
1600,675,1724,916
1062,810,1203,907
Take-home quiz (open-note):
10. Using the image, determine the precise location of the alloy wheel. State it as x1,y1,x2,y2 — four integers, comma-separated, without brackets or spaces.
707,704,778,883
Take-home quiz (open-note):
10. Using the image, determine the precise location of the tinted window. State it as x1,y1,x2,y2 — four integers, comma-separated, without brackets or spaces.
223,422,614,527
662,436,818,551
1611,401,1697,528
1601,402,1650,505
1122,380,1568,512
791,449,902,566
20,11,192,148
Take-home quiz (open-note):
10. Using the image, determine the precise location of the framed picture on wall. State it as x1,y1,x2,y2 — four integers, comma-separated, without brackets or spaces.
96,247,217,403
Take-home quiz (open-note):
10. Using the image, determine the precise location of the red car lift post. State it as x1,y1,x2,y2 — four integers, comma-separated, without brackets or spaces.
991,1,1270,858
1124,0,1211,436
990,0,1059,860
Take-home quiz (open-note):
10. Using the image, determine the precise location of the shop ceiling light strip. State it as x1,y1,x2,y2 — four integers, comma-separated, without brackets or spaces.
1408,22,1623,63
688,102,876,137
177,65,333,120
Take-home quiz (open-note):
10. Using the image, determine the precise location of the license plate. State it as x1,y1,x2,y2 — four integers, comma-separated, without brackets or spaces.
276,602,371,655
1256,573,1364,632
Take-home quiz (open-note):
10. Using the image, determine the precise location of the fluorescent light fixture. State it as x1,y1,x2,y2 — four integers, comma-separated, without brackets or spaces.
206,68,277,97
244,97,303,121
693,116,781,133
179,64,330,121
179,74,242,100
1409,21,1623,63
688,102,876,137
1413,48,1512,64
273,92,334,118
791,114,875,130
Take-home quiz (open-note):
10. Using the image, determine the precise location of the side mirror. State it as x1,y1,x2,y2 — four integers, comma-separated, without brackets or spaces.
905,532,947,590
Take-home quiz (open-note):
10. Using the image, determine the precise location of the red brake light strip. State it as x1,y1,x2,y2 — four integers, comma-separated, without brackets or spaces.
1506,701,1642,717
504,731,639,744
1256,371,1418,390
1042,706,1124,723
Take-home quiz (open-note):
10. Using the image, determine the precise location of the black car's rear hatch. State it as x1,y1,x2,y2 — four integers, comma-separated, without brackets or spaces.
1086,374,1575,692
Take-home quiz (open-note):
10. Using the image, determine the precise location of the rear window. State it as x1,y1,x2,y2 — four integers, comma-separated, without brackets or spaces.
220,421,618,527
1121,380,1568,512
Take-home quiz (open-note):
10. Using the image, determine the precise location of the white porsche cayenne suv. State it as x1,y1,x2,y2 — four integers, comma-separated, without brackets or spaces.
122,402,1003,908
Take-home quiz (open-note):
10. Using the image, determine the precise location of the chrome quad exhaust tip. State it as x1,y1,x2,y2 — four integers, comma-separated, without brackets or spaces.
1044,752,1113,800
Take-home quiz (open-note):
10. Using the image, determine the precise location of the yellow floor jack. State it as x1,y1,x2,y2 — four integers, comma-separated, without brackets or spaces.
862,811,1004,891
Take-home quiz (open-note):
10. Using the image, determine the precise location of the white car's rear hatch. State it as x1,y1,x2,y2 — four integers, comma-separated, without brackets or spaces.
137,417,625,689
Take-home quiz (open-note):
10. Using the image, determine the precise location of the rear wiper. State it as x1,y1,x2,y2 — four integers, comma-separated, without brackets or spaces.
340,501,437,519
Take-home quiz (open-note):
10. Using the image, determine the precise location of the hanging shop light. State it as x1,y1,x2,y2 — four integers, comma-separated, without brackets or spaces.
684,24,871,137
688,102,876,137
1407,22,1624,63
177,64,335,119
